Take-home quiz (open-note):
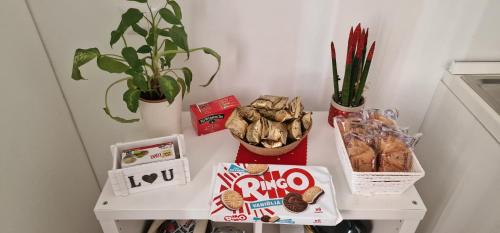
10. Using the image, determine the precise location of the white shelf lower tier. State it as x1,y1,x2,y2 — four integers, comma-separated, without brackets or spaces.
95,112,426,233
115,219,405,233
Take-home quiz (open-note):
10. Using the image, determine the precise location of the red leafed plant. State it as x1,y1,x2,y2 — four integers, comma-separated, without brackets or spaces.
331,23,375,107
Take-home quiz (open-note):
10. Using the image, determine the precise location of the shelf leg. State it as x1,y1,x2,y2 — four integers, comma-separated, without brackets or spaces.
99,219,120,233
254,222,263,233
399,220,420,233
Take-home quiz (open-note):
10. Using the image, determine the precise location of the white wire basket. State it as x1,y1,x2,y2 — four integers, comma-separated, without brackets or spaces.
333,118,425,195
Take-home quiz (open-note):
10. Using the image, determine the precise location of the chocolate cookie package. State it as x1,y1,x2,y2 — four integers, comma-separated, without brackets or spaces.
209,163,342,225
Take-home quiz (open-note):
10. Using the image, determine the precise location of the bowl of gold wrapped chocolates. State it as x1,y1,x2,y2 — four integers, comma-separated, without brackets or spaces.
225,95,312,156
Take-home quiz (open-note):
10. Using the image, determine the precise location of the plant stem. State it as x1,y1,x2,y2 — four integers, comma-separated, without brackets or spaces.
158,39,166,50
121,36,128,47
104,77,129,113
165,69,181,78
103,77,139,123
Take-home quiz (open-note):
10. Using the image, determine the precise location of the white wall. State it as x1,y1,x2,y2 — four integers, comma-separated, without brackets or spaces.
27,0,497,186
0,1,101,232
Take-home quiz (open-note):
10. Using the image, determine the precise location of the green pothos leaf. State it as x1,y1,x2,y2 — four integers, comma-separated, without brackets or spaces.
169,26,189,57
103,107,139,123
97,55,129,73
127,79,137,89
159,75,180,104
159,8,181,25
125,69,148,92
168,1,182,19
181,67,192,92
110,8,143,46
121,47,139,67
163,39,177,67
71,48,100,80
123,88,141,112
137,45,152,53
133,75,149,92
132,24,148,37
200,47,221,87
158,29,170,37
177,78,186,98
146,28,156,46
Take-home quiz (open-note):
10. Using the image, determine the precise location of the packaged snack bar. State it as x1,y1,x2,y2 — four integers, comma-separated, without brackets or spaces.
190,95,240,136
120,142,177,168
209,163,343,226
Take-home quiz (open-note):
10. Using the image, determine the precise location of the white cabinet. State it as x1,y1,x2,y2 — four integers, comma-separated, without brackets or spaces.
94,112,426,233
416,74,500,233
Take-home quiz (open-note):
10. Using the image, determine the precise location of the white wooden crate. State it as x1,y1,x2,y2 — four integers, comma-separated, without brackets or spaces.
108,134,190,196
333,118,425,195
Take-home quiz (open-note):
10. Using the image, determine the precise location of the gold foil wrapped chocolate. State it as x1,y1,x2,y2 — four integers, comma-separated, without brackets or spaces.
301,112,312,130
261,140,283,148
251,95,288,110
262,119,287,145
246,119,262,145
287,118,302,140
288,96,304,118
258,109,293,122
239,106,261,122
250,98,273,110
225,110,248,139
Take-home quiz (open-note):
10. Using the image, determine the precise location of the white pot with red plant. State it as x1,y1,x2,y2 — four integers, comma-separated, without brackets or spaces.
328,23,376,127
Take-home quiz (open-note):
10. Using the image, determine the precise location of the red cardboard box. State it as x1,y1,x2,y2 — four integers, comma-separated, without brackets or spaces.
190,95,240,136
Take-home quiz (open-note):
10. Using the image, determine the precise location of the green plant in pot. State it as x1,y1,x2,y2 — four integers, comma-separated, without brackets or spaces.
71,0,221,136
328,23,375,126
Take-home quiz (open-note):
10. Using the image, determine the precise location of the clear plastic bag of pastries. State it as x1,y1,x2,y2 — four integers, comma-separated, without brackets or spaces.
364,108,399,128
344,133,377,172
377,130,421,172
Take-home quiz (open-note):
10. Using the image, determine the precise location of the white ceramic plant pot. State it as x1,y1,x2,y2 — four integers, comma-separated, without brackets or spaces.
139,95,182,137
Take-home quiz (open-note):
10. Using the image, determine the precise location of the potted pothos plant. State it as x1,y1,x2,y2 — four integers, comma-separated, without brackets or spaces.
71,0,220,135
328,23,375,126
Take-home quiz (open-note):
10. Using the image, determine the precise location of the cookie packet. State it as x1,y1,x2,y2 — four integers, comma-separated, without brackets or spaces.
376,129,423,172
120,142,177,168
363,108,399,129
209,163,343,226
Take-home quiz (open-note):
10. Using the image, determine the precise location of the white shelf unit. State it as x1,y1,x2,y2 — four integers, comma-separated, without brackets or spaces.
94,112,426,233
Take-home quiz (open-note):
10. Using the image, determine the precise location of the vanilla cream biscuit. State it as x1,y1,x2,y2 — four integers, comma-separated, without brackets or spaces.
246,164,269,175
221,190,244,210
269,215,280,222
302,186,324,204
